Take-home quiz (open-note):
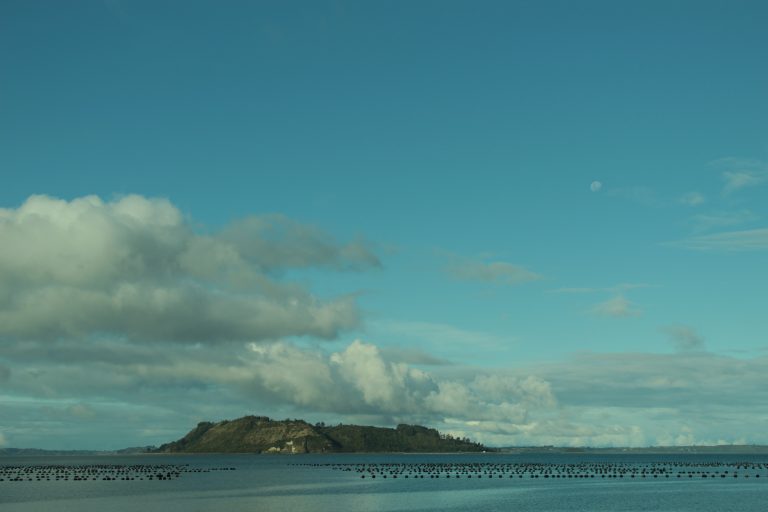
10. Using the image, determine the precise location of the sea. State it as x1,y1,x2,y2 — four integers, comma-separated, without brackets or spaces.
1,453,766,512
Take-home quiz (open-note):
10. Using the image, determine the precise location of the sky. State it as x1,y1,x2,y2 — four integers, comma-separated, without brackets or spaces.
0,0,767,450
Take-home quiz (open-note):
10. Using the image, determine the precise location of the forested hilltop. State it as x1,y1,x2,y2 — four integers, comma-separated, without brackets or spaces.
153,415,489,454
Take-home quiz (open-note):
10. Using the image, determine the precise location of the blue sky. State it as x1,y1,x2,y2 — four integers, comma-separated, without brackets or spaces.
1,0,767,449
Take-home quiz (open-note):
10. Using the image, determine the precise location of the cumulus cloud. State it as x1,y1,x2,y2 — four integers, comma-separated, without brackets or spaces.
444,256,541,286
0,333,559,446
0,194,378,344
662,325,705,351
3,332,767,448
331,341,406,410
246,340,556,424
591,295,641,317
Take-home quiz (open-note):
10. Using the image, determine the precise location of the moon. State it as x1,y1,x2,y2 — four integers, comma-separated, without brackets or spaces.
590,181,603,192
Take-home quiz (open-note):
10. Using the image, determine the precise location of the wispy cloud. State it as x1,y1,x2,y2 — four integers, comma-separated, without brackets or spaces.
605,186,657,207
668,228,768,251
709,157,764,168
709,157,768,194
679,191,706,206
443,255,541,286
65,403,97,419
524,351,768,445
552,287,600,294
662,325,705,352
549,283,653,294
591,295,642,318
689,209,759,233
378,346,453,366
377,320,510,350
723,170,768,194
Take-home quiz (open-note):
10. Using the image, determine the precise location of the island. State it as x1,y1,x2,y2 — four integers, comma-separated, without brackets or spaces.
151,415,490,454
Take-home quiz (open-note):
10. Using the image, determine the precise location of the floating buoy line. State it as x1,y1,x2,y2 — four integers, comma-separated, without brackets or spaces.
0,464,236,483
4,461,766,484
293,461,768,481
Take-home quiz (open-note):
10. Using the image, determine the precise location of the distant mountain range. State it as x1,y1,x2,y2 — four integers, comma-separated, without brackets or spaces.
152,415,489,454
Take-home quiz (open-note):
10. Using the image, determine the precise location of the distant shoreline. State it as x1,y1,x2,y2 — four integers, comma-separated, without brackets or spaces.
497,445,768,455
4,445,768,456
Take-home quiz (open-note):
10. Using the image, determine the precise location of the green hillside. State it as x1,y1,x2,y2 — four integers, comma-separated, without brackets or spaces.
153,415,489,454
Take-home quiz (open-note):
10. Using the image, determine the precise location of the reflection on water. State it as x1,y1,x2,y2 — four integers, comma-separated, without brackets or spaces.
1,454,766,512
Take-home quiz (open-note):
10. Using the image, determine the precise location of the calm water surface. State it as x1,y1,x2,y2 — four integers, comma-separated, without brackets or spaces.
1,453,766,511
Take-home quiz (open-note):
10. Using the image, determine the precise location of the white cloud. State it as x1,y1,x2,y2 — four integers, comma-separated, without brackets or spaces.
443,256,541,285
0,194,378,344
331,341,404,410
247,340,557,424
471,374,556,407
668,228,768,251
0,334,559,445
591,295,641,317
679,191,705,206
424,380,476,418
4,334,768,447
590,181,603,192
247,342,342,408
0,432,7,447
